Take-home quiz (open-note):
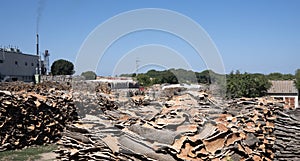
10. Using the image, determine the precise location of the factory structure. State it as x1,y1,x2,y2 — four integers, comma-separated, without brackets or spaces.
0,34,50,82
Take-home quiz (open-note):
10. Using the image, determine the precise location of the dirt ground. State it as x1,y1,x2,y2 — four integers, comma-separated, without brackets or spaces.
37,152,58,161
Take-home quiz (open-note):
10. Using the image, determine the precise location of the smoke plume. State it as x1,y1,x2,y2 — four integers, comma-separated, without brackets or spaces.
36,0,46,33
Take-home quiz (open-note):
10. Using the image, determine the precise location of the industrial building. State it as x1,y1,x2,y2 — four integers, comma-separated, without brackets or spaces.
0,47,39,82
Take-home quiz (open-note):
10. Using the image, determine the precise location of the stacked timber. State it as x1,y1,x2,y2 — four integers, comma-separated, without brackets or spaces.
55,90,283,161
0,84,77,151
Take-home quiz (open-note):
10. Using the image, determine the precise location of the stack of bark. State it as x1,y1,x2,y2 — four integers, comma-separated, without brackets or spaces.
0,81,70,92
96,82,111,94
1,81,299,160
54,89,286,161
273,108,300,160
73,90,118,118
0,84,77,151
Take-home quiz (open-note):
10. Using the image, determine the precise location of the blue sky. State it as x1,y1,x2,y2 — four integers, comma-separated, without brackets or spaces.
0,0,299,75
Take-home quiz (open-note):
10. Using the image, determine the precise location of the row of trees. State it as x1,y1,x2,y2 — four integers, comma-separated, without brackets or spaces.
50,59,300,99
121,69,220,86
122,69,300,99
135,70,179,86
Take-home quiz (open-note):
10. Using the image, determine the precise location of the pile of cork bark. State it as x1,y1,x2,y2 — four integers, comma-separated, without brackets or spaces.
72,81,118,117
273,108,300,160
0,82,77,151
54,86,299,161
0,81,71,92
0,81,299,161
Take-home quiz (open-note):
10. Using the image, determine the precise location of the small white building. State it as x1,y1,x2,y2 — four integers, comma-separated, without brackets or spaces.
94,77,139,89
267,80,298,109
0,47,39,82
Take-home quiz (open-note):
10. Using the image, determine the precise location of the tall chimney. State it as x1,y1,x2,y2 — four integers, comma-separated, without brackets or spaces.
36,34,39,56
36,34,41,75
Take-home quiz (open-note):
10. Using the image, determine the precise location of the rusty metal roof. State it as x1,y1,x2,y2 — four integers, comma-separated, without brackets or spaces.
267,80,298,94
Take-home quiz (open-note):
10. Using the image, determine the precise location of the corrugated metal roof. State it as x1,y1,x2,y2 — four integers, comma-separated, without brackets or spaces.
267,80,298,94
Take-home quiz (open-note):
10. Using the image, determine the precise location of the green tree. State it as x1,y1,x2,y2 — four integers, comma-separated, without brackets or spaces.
196,70,211,84
226,71,271,98
160,70,178,84
119,73,136,77
51,59,75,75
295,69,300,90
81,71,97,80
170,68,197,84
267,72,295,80
137,74,151,86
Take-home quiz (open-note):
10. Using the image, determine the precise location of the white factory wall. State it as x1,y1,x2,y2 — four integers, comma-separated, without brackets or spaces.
0,50,39,82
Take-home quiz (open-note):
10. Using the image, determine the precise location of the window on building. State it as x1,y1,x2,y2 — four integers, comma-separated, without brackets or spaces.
0,60,3,63
25,62,28,66
31,63,34,66
15,61,18,65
